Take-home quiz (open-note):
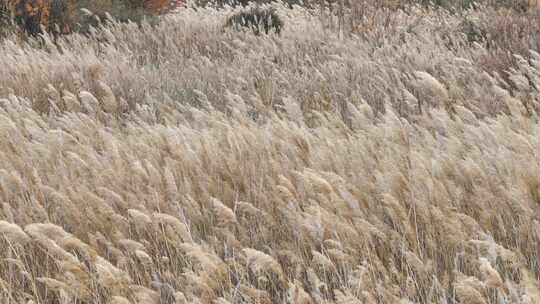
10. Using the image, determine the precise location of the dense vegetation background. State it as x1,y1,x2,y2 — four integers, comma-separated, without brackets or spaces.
1,1,540,304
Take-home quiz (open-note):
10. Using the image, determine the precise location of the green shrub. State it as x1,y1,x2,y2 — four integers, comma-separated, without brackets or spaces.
225,7,283,35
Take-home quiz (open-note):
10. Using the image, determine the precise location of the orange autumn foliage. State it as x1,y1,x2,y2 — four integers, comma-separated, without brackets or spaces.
1,0,185,35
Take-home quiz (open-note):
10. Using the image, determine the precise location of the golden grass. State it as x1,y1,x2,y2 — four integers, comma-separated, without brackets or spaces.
0,3,539,304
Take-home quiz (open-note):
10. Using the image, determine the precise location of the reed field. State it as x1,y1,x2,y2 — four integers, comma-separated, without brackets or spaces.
0,1,540,303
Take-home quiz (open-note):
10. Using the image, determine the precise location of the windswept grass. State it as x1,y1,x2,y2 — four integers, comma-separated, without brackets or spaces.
0,2,539,304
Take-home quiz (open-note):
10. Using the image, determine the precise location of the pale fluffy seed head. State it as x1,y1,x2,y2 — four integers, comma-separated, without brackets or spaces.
0,220,30,244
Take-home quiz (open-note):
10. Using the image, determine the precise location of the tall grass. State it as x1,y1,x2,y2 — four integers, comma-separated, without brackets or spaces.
0,2,539,304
